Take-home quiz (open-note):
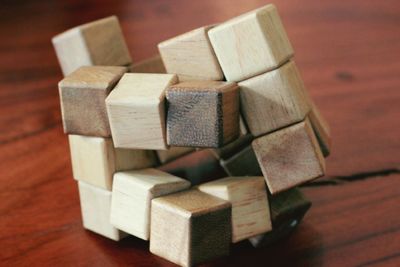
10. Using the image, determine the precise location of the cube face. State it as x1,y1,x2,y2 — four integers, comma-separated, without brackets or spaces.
78,181,126,241
150,190,231,266
252,119,325,194
199,177,271,243
166,81,239,148
208,4,293,82
110,169,190,240
239,60,310,137
52,16,131,76
69,135,115,190
308,103,331,157
158,26,223,81
220,146,262,177
59,66,126,137
106,73,178,149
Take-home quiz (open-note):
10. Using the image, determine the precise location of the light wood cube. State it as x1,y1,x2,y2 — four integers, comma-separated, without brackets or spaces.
52,16,132,76
249,188,311,247
198,177,272,242
110,168,190,240
309,103,331,157
106,73,178,150
252,119,325,194
166,81,239,148
220,145,262,176
208,4,293,82
158,26,223,81
78,181,127,241
239,60,310,137
59,66,127,137
150,190,231,267
69,135,157,190
157,147,194,164
130,54,166,74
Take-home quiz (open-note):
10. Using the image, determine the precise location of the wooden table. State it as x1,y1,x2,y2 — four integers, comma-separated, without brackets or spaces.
1,0,399,266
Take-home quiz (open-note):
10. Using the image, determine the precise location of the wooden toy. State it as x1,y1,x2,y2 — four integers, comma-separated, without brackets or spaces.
252,119,325,194
220,145,262,176
77,181,127,241
130,54,166,74
239,60,310,137
106,73,178,149
59,66,127,137
52,16,132,76
309,103,332,157
166,81,239,147
158,26,223,81
150,190,231,266
156,147,194,164
208,4,293,82
110,169,190,240
69,135,158,190
198,176,272,242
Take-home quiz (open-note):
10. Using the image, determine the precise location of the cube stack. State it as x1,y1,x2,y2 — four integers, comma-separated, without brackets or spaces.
52,4,331,267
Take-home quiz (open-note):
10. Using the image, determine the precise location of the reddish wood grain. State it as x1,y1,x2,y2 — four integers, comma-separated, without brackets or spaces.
0,0,399,266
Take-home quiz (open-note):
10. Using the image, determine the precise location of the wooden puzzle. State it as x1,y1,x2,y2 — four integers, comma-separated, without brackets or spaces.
53,4,331,266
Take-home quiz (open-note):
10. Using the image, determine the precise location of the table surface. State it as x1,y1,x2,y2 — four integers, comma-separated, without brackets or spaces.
0,0,399,266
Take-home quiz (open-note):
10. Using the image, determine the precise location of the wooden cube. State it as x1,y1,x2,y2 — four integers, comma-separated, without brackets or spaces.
106,73,178,149
249,188,311,247
157,147,194,164
110,169,190,240
252,119,325,194
130,54,166,74
52,16,132,76
208,4,293,82
78,181,127,241
220,145,262,176
150,190,231,266
239,60,310,137
59,66,127,137
166,81,239,148
158,26,223,81
198,177,271,242
69,135,158,190
309,103,331,157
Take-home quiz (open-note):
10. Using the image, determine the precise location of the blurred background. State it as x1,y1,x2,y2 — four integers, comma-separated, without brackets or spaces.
0,0,399,266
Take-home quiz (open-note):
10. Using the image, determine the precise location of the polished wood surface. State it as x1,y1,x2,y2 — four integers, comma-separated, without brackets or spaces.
0,0,399,266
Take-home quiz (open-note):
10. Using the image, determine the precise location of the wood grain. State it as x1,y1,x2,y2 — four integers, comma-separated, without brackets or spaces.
158,25,223,81
239,60,310,137
150,190,231,266
69,134,158,190
166,81,239,147
208,4,293,82
1,0,400,266
198,176,272,243
252,119,325,194
106,73,178,149
110,168,190,240
52,16,132,76
58,66,127,137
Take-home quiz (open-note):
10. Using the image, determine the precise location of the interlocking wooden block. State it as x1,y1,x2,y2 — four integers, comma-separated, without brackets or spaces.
59,66,127,137
166,81,239,148
69,135,157,190
309,102,331,157
52,16,132,76
239,60,310,137
106,73,178,149
210,134,253,160
249,188,311,247
157,147,194,164
239,115,249,135
130,54,166,74
78,181,127,241
110,168,190,240
208,4,293,82
252,119,325,194
150,190,231,266
158,26,223,81
220,145,262,176
198,177,271,242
